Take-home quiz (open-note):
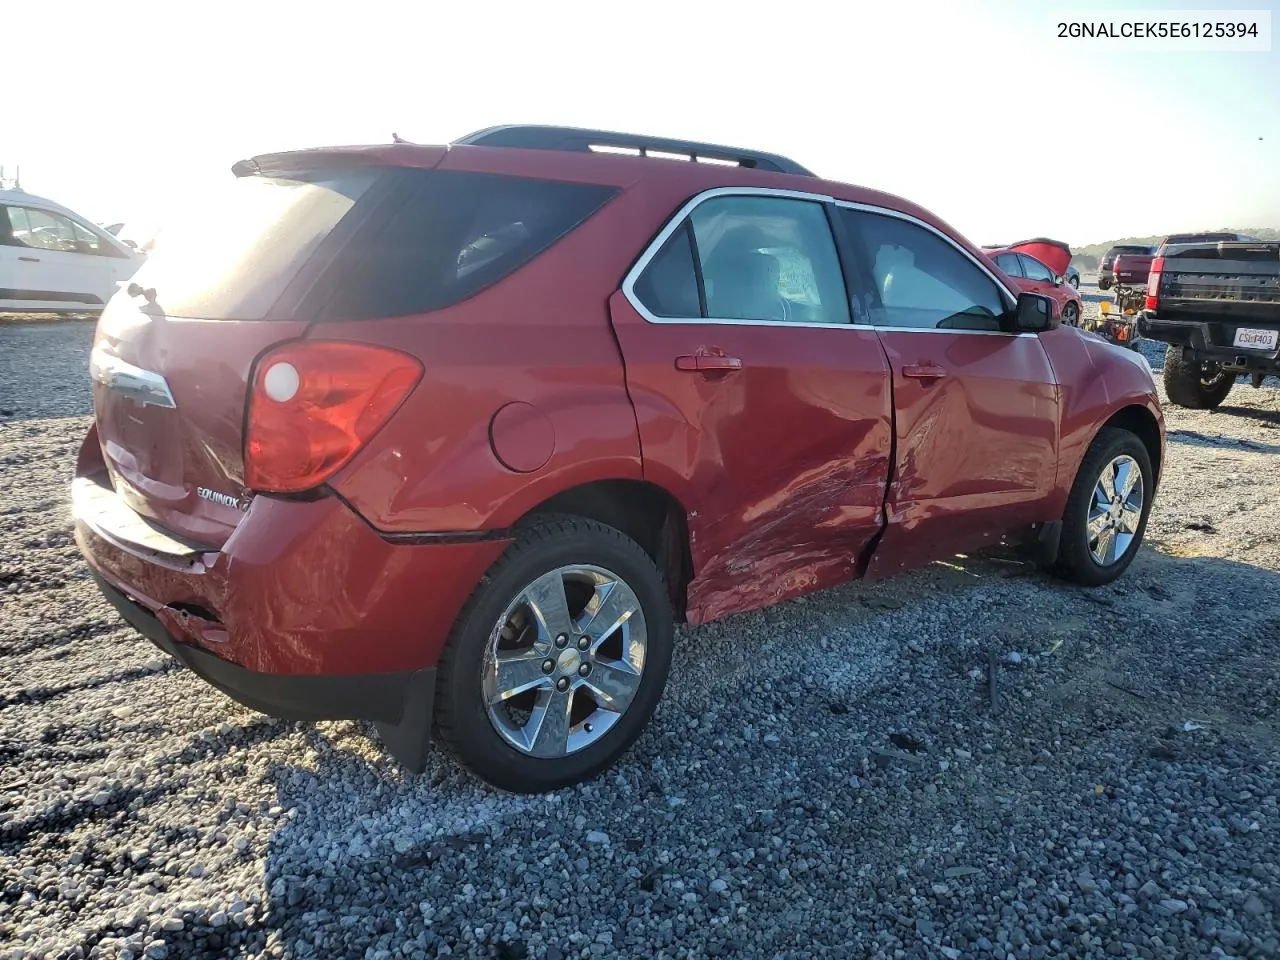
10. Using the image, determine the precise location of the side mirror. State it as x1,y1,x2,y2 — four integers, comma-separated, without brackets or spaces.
1052,274,1064,286
1013,292,1056,332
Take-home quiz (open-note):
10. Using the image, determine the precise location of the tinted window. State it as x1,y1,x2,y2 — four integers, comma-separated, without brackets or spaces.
320,171,618,322
129,170,380,320
634,222,700,318
1106,245,1148,262
689,196,849,324
843,210,1008,331
993,253,1023,277
1019,254,1055,282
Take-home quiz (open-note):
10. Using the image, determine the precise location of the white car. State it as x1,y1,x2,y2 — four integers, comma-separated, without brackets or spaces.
1,189,145,313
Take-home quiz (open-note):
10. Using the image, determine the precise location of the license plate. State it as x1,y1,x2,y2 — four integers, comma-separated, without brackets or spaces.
1232,327,1279,351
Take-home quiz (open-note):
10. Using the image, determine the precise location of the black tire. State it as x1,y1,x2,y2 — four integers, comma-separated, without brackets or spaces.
1068,275,1080,289
1050,427,1154,587
435,515,674,793
1061,301,1080,326
1162,345,1235,409
1098,277,1112,291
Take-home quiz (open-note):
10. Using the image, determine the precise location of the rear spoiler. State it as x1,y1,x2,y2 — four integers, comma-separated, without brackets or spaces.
231,145,447,178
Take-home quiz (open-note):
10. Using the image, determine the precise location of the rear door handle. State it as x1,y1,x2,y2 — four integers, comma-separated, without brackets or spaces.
902,364,947,379
675,355,743,372
17,256,40,263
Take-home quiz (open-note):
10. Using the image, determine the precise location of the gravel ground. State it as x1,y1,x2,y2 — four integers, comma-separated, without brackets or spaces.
3,282,1280,960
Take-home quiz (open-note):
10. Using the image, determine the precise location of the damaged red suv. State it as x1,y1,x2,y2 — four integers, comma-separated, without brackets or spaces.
74,125,1164,793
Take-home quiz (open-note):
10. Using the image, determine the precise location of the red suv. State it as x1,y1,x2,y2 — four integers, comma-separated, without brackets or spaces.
74,125,1165,793
986,245,1084,327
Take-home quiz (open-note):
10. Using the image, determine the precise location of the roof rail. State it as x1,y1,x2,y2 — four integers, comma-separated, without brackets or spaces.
452,125,815,177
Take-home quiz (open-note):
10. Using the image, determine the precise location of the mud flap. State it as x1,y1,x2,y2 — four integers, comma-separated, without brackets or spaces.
374,670,437,774
1016,520,1062,568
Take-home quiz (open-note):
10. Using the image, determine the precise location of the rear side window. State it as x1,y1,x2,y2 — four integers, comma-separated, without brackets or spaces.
693,197,849,324
632,223,701,318
633,195,851,325
318,171,619,322
1018,255,1054,282
993,253,1023,277
128,171,379,320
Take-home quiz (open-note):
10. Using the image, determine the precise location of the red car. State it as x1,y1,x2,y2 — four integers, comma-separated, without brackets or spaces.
74,125,1164,793
985,239,1084,327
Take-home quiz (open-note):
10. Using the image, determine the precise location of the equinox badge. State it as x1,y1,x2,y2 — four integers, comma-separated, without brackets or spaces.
196,486,251,511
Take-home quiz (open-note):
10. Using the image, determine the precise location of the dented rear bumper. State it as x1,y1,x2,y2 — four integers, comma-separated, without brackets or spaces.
73,470,507,677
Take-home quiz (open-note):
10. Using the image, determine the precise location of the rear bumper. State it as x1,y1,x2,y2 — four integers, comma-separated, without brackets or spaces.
1138,315,1280,373
72,425,510,680
92,569,433,724
91,569,439,770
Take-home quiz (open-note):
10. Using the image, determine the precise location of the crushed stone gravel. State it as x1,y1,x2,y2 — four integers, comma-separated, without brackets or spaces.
2,286,1280,959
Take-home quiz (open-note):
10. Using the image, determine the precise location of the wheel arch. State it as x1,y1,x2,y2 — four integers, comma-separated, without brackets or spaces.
1095,403,1164,491
516,478,693,622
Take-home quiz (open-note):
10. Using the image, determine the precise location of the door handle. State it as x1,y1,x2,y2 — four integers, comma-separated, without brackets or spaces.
902,364,947,379
675,355,743,372
17,256,40,263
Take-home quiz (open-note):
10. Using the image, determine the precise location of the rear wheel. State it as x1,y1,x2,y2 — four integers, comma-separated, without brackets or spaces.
1050,428,1153,587
1162,346,1235,409
1098,277,1112,291
1068,274,1080,289
1061,301,1080,326
435,516,673,793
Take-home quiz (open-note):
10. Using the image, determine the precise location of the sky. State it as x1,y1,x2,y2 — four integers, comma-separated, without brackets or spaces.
4,0,1276,248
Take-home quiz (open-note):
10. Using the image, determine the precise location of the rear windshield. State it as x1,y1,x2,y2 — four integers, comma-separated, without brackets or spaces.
130,167,617,322
314,170,619,322
128,171,378,321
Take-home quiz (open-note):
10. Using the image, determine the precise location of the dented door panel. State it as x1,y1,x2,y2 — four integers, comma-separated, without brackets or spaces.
866,329,1060,577
607,291,893,624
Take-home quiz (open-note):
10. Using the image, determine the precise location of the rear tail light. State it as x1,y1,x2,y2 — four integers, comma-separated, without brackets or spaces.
1145,256,1165,311
245,341,423,494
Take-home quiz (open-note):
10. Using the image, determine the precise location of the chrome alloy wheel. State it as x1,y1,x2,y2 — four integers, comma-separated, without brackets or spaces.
483,564,647,758
1087,454,1144,566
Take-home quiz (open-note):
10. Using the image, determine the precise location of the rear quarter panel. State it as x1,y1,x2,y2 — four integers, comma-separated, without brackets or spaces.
319,199,646,533
1038,326,1164,515
319,163,722,534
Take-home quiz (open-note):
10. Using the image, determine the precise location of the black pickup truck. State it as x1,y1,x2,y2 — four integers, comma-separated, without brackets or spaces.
1138,239,1280,408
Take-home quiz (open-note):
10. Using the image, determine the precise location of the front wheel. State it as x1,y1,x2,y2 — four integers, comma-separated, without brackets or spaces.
435,516,674,793
1061,301,1080,326
1068,275,1080,289
1162,345,1235,409
1098,277,1112,291
1049,427,1153,587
